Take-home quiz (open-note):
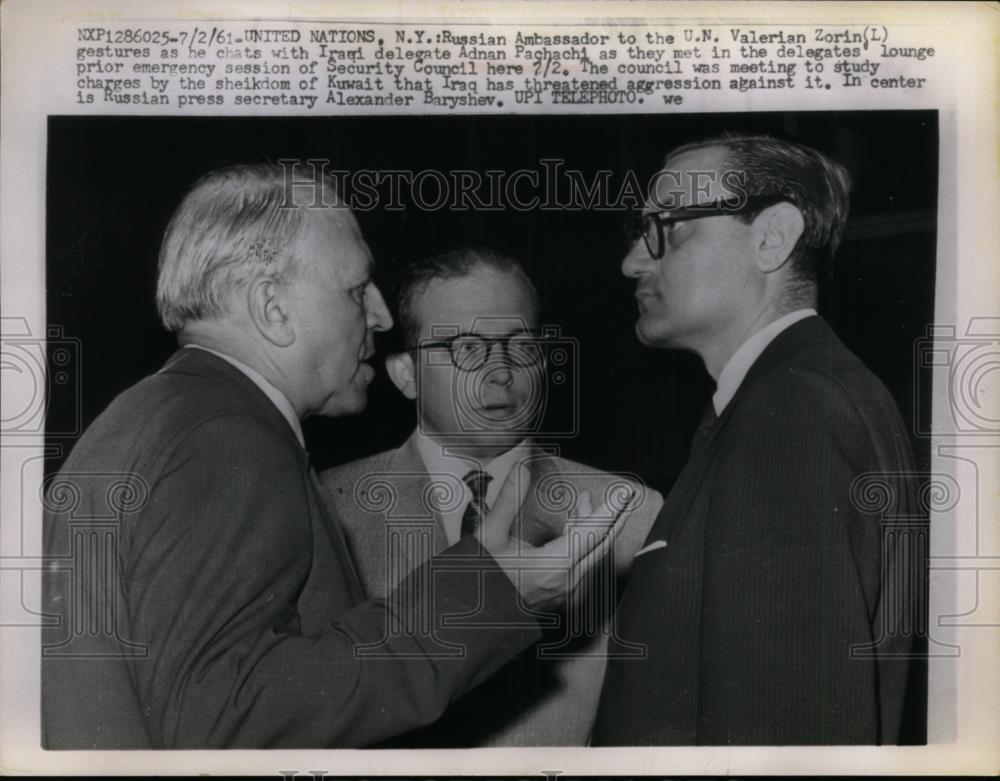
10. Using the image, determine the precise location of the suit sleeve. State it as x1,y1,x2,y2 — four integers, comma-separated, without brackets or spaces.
124,414,540,748
696,371,885,744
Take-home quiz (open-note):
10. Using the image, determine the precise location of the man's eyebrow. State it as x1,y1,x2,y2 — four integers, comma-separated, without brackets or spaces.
349,260,375,287
359,259,376,284
455,325,536,338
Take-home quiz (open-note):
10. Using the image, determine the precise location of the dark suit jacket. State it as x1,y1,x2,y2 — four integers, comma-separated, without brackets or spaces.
592,316,924,746
41,349,541,748
321,436,662,745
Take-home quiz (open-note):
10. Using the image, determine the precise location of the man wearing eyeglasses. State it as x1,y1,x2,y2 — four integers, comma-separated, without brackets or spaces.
591,134,924,745
321,245,662,746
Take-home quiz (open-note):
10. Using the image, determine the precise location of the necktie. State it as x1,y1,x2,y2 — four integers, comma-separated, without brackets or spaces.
688,401,719,460
460,469,493,538
698,401,718,432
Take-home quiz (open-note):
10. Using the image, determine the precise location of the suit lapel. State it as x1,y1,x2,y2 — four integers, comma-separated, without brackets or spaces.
167,349,371,597
650,401,730,545
385,437,450,568
308,466,366,603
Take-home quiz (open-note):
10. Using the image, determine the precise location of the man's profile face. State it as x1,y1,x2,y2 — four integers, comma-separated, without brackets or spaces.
287,209,392,417
409,266,545,453
621,145,758,351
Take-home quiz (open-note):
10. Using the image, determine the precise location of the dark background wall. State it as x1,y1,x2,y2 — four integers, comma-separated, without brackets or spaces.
46,111,937,493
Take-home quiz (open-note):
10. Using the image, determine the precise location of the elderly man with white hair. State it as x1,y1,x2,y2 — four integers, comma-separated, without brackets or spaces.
41,163,623,749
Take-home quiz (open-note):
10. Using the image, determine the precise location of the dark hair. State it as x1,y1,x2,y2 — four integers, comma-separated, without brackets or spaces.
667,133,851,285
393,245,540,348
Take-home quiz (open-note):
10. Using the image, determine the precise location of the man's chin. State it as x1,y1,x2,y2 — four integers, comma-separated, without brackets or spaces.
471,408,543,437
635,318,673,348
634,320,659,346
319,389,368,419
426,428,526,450
472,428,526,443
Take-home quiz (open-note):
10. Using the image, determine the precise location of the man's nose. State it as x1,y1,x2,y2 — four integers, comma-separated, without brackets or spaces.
365,283,393,332
621,240,655,279
484,342,514,385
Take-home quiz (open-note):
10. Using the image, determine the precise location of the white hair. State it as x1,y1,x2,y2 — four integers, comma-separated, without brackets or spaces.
155,163,339,332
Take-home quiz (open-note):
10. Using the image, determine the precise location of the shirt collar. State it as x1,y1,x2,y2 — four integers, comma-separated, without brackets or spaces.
183,344,305,448
712,309,818,416
412,428,531,508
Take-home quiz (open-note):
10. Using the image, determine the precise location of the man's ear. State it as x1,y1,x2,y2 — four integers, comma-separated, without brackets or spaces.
754,202,805,273
246,276,295,347
385,351,417,400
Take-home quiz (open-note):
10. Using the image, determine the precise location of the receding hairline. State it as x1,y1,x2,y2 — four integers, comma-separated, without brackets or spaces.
411,262,539,307
290,205,372,280
651,144,735,207
405,261,540,332
663,142,729,170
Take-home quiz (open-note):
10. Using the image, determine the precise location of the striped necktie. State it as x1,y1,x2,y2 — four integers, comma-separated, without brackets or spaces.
460,469,493,538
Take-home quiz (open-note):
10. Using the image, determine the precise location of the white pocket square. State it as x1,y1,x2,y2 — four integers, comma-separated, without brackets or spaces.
635,539,667,557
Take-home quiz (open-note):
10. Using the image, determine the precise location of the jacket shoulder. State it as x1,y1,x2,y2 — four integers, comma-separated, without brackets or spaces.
752,320,898,405
320,450,397,494
741,346,903,437
63,367,296,476
317,449,409,528
722,332,916,487
541,455,664,516
735,321,904,429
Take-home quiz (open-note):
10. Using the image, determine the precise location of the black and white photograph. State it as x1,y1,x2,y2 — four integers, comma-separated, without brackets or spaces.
1,1,998,777
39,110,934,749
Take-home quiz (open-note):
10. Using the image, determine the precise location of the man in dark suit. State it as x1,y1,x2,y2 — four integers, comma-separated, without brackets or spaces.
591,134,925,745
322,247,662,745
41,164,623,748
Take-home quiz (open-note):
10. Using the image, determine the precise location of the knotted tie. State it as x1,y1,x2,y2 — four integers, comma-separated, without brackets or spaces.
698,401,718,433
460,469,493,538
688,401,719,460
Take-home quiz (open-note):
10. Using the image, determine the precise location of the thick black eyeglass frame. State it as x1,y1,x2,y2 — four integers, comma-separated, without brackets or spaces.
405,331,549,372
628,194,787,260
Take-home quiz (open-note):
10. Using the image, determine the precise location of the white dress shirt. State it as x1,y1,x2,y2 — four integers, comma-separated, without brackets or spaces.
413,429,531,545
712,309,818,416
182,344,305,448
